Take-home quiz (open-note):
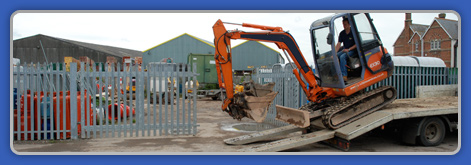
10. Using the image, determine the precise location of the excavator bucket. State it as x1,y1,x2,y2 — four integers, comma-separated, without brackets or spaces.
234,81,278,122
243,81,276,97
243,92,278,122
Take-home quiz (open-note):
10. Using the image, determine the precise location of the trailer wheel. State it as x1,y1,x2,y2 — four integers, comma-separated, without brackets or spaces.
212,93,221,100
418,117,445,146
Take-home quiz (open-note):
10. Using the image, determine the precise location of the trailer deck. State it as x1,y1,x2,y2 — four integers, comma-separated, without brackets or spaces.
225,96,459,152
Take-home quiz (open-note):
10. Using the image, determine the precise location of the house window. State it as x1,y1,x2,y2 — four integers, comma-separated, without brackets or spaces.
415,42,419,51
431,39,441,50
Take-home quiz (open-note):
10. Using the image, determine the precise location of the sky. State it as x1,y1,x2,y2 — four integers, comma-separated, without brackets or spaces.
12,11,459,65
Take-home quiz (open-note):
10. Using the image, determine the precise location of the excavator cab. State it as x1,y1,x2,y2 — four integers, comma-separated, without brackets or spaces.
310,13,394,89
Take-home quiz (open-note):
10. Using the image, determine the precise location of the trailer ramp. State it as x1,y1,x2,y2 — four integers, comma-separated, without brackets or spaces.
239,129,335,152
226,111,396,152
224,125,302,145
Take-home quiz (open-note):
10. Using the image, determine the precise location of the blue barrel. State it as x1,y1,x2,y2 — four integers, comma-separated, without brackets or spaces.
13,88,18,110
41,119,52,140
179,83,183,93
40,97,51,118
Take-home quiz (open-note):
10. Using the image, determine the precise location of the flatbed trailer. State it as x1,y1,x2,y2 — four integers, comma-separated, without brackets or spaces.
197,89,224,100
225,96,459,152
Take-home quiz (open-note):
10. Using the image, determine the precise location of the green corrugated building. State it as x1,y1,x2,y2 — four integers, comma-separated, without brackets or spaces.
142,33,215,67
231,41,284,74
143,34,284,82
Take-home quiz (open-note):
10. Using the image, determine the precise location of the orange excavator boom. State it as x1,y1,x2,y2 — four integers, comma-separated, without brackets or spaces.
212,19,334,121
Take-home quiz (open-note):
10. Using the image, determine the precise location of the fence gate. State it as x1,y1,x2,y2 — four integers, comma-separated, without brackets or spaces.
13,62,199,141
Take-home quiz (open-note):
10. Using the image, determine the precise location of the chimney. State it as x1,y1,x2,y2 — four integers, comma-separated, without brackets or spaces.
405,13,412,28
439,13,446,19
405,13,412,40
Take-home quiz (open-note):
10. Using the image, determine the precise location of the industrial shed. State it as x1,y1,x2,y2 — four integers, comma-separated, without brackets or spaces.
142,33,215,67
143,34,284,77
13,34,142,64
231,41,284,73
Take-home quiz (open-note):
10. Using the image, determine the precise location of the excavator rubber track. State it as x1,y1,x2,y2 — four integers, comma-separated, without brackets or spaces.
322,86,397,129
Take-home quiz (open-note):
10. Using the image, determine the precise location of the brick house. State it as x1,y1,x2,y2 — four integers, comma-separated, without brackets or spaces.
393,13,458,67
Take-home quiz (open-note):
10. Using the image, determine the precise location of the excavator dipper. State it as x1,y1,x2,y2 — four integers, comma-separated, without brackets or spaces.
212,13,396,129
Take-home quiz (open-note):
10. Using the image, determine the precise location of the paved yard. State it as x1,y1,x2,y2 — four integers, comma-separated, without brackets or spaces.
12,97,459,154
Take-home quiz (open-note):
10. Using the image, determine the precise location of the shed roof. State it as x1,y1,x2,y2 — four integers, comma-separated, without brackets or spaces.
392,56,419,67
392,56,446,67
143,33,214,52
15,34,142,58
410,56,447,67
56,37,142,58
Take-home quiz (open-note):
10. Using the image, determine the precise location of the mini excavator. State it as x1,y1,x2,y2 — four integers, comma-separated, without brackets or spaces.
212,13,396,129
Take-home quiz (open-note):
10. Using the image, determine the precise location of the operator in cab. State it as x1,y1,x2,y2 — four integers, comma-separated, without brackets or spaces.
335,17,357,82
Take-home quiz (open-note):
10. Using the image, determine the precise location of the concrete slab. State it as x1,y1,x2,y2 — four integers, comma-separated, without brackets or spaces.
416,85,458,98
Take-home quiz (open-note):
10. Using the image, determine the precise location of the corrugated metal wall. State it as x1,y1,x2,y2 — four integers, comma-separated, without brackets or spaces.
142,34,214,67
143,36,283,73
231,41,282,71
13,35,122,64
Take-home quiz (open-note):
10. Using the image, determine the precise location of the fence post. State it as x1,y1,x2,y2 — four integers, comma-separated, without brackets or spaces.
192,63,197,135
80,62,85,139
69,63,78,139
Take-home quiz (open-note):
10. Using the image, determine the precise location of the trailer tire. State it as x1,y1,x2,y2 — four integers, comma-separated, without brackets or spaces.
417,117,446,146
212,93,221,100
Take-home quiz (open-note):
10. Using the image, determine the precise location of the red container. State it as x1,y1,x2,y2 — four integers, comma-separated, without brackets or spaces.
13,114,39,140
53,91,94,139
107,104,135,120
17,90,94,140
19,91,44,117
16,91,44,140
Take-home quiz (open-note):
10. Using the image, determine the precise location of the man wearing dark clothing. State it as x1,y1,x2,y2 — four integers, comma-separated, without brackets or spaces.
335,18,357,82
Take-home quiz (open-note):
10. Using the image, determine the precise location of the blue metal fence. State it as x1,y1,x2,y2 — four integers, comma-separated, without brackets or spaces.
366,66,458,99
251,66,458,126
12,62,199,141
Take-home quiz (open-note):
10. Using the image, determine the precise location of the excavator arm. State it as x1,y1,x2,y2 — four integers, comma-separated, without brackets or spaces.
213,19,333,122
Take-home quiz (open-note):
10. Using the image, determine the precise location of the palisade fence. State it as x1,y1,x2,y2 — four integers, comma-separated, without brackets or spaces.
13,62,198,141
251,66,459,126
